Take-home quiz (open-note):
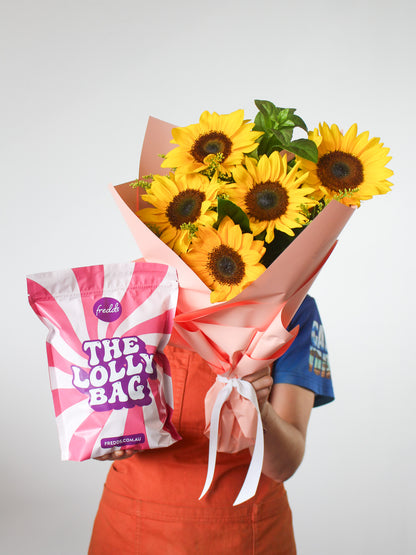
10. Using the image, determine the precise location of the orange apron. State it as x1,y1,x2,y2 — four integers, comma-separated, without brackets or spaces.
89,346,297,554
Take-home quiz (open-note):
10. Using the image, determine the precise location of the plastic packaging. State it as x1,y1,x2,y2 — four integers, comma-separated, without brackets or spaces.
27,261,181,461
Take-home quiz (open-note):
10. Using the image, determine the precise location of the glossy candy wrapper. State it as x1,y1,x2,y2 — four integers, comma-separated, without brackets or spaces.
27,261,181,461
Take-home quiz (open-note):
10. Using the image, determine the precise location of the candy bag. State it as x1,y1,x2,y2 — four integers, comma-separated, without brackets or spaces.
27,261,181,461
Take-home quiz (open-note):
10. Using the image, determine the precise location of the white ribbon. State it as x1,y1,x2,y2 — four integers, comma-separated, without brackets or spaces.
199,375,264,506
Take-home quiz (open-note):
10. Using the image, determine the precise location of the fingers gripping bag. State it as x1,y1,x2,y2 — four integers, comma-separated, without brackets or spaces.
27,261,181,461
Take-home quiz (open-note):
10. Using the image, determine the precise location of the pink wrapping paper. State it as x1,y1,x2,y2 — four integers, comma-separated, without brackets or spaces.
111,116,355,454
27,261,181,461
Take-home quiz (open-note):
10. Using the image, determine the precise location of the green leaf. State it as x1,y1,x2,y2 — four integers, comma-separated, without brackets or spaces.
254,112,267,131
254,99,277,117
215,199,251,233
284,138,318,163
260,227,305,267
254,111,275,134
254,229,266,241
279,119,297,129
257,134,283,156
277,108,290,123
253,99,313,158
290,114,308,132
253,100,282,132
271,127,293,145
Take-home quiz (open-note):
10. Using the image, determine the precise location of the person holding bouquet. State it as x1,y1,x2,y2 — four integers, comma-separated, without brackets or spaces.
89,103,392,553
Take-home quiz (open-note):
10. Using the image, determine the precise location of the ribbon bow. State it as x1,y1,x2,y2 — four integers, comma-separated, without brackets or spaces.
199,375,264,506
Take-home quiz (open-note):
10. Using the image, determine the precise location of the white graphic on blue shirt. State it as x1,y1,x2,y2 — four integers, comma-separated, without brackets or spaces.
309,320,331,379
272,296,334,407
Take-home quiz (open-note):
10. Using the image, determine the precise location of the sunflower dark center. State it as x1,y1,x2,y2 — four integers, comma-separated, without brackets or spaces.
317,151,364,192
207,245,245,285
245,181,289,221
190,132,232,163
166,190,205,228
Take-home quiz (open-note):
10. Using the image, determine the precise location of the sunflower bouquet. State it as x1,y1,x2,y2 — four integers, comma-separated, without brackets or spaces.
111,100,392,504
133,100,392,304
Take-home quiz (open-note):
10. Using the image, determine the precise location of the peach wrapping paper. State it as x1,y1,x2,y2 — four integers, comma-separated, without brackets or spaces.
111,116,355,503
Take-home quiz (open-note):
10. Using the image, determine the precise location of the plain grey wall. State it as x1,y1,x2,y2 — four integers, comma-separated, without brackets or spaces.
1,0,415,553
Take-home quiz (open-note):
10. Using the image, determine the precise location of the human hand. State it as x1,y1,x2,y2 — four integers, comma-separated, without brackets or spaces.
242,366,273,416
95,449,137,462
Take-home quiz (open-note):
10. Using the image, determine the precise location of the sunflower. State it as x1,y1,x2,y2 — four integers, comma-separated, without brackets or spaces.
161,110,263,176
297,123,393,206
226,151,316,243
138,172,219,255
182,216,266,303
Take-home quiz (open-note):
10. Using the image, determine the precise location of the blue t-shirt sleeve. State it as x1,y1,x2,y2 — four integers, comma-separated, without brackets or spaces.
272,295,334,407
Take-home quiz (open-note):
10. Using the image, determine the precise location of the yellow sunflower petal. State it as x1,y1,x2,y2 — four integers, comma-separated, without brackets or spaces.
162,109,262,175
183,216,266,303
297,122,393,206
139,172,221,254
228,150,314,241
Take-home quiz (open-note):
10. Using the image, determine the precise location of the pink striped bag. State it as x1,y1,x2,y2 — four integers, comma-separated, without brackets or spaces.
27,261,181,461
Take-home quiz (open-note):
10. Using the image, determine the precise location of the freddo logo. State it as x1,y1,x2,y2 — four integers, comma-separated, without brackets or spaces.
93,297,122,322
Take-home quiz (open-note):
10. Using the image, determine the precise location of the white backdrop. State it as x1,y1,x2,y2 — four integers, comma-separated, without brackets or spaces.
1,1,415,553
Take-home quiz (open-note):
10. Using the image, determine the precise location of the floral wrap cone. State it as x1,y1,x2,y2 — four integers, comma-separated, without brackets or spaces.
111,116,355,504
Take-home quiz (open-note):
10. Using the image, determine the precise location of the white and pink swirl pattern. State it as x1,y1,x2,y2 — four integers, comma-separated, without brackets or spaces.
27,261,180,461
